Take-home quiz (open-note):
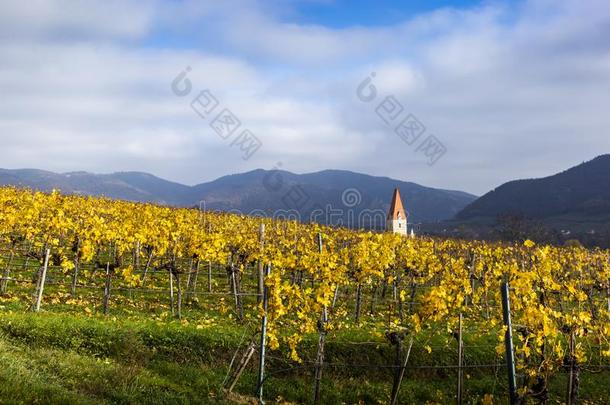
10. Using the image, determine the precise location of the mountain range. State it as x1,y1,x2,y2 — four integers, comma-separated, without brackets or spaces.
0,168,477,225
432,154,610,247
457,154,610,221
3,154,608,240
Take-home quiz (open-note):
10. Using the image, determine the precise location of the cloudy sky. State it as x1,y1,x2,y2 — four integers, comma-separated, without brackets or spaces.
1,0,609,195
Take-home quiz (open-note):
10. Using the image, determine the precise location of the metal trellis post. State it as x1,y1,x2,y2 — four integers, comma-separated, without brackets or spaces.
257,264,271,403
501,282,518,405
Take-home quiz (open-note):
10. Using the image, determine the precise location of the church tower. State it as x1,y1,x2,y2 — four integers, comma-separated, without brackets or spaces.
386,188,408,236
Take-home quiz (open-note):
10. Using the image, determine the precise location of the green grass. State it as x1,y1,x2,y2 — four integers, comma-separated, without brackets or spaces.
0,259,607,404
0,334,236,404
0,311,608,404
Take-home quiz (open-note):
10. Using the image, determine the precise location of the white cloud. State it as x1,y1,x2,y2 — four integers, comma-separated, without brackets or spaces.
0,0,156,40
0,0,609,194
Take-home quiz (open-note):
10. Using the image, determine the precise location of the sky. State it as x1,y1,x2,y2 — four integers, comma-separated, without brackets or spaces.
1,0,609,195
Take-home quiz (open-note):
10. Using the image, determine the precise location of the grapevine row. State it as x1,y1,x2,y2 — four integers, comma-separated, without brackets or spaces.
0,187,608,401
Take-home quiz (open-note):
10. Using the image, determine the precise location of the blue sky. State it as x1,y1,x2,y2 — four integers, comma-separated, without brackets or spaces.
0,0,609,195
289,0,486,27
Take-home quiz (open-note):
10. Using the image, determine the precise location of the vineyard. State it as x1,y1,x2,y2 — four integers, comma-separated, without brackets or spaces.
0,186,609,404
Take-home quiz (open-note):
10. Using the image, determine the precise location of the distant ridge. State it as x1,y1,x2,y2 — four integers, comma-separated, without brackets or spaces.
0,168,477,224
457,155,610,220
0,169,192,205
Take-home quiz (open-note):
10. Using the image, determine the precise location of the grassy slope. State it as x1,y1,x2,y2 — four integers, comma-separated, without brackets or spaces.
0,258,606,404
0,312,608,404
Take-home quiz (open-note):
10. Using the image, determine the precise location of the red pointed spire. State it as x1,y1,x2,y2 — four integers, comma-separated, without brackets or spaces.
387,188,407,220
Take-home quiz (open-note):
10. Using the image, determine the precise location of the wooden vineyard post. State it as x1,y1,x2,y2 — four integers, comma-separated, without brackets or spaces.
235,265,244,321
70,238,80,296
134,241,141,270
194,259,201,295
227,254,233,295
501,282,518,405
169,268,175,317
389,334,402,405
313,315,327,405
370,285,377,315
228,255,237,311
257,223,265,304
185,258,194,299
467,253,476,307
331,285,339,310
228,257,244,321
566,330,579,405
355,283,362,324
389,333,414,405
257,264,271,403
225,333,259,393
208,260,212,293
34,248,51,312
188,259,200,301
457,313,464,405
1,249,14,294
313,233,326,405
22,242,32,271
103,262,112,315
141,249,153,286
175,271,182,320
